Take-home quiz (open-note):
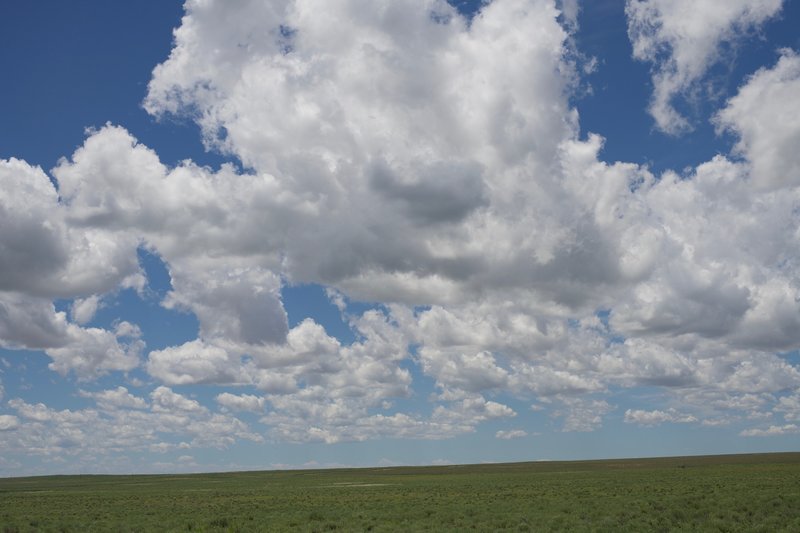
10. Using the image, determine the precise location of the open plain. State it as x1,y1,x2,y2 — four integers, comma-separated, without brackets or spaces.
1,452,798,532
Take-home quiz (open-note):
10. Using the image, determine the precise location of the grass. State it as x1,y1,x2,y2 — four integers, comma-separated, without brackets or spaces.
0,452,798,531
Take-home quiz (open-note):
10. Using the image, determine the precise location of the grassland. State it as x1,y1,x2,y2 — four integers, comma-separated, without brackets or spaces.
1,452,798,532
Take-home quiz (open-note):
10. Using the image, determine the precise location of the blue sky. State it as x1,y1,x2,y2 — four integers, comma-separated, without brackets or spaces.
1,0,799,476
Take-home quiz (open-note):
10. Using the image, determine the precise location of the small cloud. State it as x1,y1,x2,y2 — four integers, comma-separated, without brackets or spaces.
555,398,612,432
624,408,697,427
216,392,265,413
701,417,736,427
495,429,527,440
71,295,102,325
79,386,147,411
740,424,800,437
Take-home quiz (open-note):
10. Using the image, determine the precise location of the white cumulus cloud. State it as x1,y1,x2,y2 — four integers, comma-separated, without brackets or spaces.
496,429,528,439
716,50,800,189
626,0,784,133
216,392,266,413
624,408,698,427
0,415,19,431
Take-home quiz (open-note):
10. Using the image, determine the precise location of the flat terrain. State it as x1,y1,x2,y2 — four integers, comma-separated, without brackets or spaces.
1,452,799,532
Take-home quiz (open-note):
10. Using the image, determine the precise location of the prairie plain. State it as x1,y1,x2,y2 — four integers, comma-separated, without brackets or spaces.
1,452,798,532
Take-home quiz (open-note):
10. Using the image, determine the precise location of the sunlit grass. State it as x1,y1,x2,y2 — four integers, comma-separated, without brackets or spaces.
1,452,798,531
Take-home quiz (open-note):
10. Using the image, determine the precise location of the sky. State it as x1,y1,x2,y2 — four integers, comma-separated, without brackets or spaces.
1,0,799,476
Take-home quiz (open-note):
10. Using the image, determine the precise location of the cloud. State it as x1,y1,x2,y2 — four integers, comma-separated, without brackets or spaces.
45,324,143,379
150,386,207,414
644,388,800,429
740,424,800,437
624,408,698,427
141,0,585,303
716,50,800,189
626,0,783,133
0,292,143,380
0,152,147,379
1,389,262,463
0,294,72,350
1,0,800,452
0,153,141,300
79,386,148,411
263,392,515,444
369,159,489,225
553,397,613,432
71,295,102,325
216,392,265,413
147,340,247,386
0,415,19,431
495,429,528,439
161,262,288,346
0,158,68,295
774,393,800,422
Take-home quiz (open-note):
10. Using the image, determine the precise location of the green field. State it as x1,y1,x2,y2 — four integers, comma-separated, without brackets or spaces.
1,452,799,532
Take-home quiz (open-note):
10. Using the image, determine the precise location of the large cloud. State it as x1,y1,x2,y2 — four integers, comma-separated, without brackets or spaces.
1,0,799,448
143,0,589,307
